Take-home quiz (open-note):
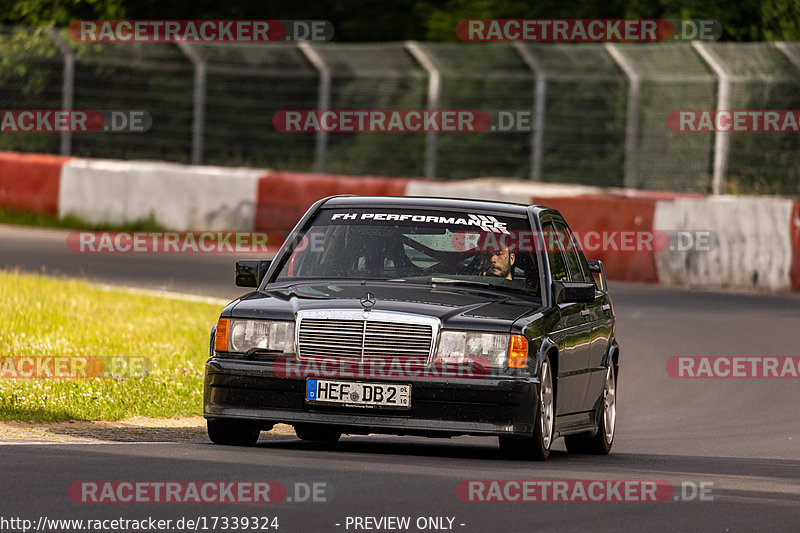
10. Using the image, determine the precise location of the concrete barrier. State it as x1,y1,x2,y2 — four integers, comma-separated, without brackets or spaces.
255,171,409,231
533,195,660,283
654,197,794,291
59,158,263,230
0,152,68,215
406,179,604,203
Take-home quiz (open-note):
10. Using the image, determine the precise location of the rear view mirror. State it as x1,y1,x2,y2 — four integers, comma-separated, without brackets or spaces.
235,260,272,288
552,281,595,304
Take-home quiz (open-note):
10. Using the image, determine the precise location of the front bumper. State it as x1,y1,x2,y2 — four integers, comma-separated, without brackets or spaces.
204,358,539,437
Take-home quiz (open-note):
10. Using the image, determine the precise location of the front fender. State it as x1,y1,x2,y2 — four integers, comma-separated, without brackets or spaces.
606,337,620,379
530,336,559,379
209,323,217,360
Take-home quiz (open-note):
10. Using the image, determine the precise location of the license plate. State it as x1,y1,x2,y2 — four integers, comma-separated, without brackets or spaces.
306,379,411,409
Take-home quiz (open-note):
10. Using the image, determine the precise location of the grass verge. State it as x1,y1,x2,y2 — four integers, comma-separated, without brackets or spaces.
0,208,164,231
0,270,223,421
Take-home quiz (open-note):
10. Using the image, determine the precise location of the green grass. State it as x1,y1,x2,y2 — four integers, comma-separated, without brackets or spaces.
0,208,165,231
0,270,223,421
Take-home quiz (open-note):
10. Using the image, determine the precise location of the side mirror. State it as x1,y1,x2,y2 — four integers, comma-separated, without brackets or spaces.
235,260,272,288
552,280,595,304
586,259,608,291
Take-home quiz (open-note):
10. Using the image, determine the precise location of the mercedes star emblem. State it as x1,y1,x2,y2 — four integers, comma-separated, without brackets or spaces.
360,292,376,308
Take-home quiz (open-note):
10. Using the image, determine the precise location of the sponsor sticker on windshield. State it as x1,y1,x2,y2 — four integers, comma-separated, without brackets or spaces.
326,211,511,232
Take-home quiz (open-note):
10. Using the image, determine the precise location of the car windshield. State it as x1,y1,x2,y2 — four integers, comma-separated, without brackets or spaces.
272,207,541,298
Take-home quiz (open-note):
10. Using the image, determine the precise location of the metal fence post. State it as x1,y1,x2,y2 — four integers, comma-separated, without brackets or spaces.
693,42,730,195
774,42,800,195
298,42,330,174
405,41,440,179
605,44,641,189
177,42,206,165
512,42,546,182
45,28,74,156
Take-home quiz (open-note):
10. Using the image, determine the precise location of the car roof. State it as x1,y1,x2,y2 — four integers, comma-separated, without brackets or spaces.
321,195,555,217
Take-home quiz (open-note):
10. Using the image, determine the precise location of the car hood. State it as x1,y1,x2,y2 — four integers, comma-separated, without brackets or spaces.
228,281,542,332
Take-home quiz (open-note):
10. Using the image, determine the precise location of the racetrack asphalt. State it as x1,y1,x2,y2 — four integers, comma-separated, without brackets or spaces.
2,223,799,531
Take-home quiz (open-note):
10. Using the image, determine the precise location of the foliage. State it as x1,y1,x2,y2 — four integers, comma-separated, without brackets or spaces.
3,0,799,42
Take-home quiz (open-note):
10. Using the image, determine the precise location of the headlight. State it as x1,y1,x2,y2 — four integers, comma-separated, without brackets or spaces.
224,319,295,354
432,331,510,369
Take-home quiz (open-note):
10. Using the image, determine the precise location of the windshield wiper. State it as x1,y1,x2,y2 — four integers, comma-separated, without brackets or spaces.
429,277,492,287
428,277,539,298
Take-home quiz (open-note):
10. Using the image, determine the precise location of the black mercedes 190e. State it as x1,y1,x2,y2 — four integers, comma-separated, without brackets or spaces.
204,195,619,460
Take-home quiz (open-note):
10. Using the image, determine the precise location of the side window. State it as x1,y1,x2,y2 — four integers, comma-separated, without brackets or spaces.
542,221,568,281
575,241,596,287
554,220,593,284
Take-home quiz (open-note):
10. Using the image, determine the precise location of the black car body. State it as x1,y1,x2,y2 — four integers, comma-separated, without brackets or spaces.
204,196,619,459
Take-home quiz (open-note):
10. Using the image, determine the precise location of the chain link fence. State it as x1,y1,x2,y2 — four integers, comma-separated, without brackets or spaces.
2,25,800,195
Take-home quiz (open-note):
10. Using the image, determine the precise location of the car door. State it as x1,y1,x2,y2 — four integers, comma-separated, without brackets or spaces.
555,219,613,410
542,219,594,416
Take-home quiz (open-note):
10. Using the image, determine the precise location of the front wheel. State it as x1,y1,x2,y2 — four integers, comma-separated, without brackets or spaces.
207,419,261,446
499,354,555,460
565,364,616,455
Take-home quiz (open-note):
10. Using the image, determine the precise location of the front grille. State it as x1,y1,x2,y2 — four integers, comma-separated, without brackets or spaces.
297,311,437,363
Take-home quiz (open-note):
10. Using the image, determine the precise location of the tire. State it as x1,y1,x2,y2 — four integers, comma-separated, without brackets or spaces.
565,364,616,455
499,354,555,460
295,424,342,443
207,419,261,446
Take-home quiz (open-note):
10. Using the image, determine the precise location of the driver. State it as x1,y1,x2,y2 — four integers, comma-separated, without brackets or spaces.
481,248,515,280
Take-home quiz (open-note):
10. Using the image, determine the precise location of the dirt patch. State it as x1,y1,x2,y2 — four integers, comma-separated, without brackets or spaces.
0,417,296,443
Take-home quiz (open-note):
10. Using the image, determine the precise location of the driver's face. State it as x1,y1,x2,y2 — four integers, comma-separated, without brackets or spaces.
483,249,515,280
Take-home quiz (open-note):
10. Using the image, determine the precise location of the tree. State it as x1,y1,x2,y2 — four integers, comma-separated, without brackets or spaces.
3,0,798,42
